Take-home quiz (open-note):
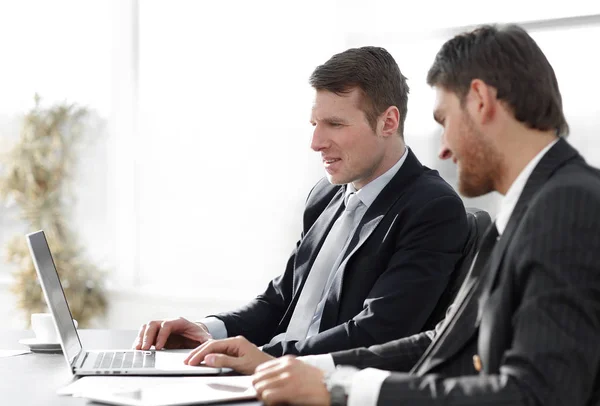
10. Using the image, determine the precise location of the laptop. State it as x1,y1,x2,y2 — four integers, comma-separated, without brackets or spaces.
27,230,226,376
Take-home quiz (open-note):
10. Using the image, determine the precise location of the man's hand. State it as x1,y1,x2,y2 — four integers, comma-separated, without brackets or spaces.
132,317,212,350
252,356,331,406
183,336,274,375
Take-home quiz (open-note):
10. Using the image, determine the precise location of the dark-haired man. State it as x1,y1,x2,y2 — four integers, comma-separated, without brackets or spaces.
243,24,600,405
134,47,468,358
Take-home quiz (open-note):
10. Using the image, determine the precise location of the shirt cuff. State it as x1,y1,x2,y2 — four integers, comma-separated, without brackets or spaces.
299,354,336,374
198,317,228,340
347,368,391,406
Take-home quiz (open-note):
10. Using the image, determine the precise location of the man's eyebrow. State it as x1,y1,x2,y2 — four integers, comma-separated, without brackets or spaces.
312,115,349,125
323,116,349,124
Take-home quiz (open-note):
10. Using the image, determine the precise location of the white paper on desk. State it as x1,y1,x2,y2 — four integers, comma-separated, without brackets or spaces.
57,375,255,397
0,349,31,358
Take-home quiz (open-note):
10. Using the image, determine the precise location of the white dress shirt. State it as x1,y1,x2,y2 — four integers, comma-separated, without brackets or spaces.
301,138,559,406
199,147,409,342
495,139,558,235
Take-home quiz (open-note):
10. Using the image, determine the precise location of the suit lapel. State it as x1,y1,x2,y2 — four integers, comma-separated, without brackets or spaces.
318,150,425,330
416,139,579,375
477,139,578,312
291,188,345,298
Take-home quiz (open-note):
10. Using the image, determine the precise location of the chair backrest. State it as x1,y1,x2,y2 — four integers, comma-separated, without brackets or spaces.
423,207,492,330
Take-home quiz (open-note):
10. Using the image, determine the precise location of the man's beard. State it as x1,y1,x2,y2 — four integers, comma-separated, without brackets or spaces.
456,113,498,198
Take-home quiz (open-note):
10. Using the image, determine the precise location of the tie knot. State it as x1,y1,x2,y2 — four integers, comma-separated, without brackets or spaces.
344,193,361,212
479,222,500,252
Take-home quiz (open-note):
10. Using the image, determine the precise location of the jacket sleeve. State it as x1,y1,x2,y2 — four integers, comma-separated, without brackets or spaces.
209,247,298,345
331,330,434,372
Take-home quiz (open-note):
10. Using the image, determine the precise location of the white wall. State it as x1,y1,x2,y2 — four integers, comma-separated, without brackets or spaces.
134,0,343,298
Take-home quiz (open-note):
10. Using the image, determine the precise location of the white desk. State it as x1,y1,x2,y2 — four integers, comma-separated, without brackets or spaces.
0,329,261,405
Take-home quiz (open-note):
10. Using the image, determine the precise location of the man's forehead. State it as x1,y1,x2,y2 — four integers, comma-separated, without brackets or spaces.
433,87,460,112
433,86,448,107
311,89,362,116
314,88,362,104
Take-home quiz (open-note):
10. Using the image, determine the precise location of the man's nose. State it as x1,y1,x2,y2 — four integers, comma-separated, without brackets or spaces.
310,127,328,151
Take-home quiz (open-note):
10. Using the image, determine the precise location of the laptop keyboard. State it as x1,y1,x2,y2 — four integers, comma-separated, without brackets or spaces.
93,351,156,369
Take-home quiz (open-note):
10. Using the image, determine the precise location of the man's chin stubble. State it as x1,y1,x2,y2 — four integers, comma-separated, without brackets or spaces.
459,177,494,198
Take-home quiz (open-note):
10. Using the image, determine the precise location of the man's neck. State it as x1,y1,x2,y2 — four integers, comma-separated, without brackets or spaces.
495,129,558,195
353,139,406,190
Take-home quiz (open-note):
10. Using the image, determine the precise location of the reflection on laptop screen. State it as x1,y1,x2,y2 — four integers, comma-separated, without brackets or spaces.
27,231,82,365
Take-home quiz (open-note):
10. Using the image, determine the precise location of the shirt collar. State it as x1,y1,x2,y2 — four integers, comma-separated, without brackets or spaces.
495,139,558,235
345,146,409,208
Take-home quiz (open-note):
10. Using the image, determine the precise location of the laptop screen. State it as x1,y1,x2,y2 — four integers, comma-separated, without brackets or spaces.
27,231,83,367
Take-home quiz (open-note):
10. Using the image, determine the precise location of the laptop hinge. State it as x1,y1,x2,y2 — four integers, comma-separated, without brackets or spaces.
73,351,88,371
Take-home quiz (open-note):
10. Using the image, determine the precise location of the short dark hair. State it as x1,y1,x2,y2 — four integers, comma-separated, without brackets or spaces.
309,46,409,137
427,24,569,137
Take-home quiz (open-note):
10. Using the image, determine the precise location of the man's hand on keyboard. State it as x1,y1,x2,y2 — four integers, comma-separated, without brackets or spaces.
184,336,275,375
133,317,212,351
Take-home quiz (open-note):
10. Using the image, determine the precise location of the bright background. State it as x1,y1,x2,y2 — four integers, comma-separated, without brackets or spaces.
1,0,599,328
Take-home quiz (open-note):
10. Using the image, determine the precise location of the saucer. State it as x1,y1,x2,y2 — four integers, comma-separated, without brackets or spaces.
18,338,62,353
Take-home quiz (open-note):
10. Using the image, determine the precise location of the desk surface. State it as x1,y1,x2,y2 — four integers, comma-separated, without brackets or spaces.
0,329,261,405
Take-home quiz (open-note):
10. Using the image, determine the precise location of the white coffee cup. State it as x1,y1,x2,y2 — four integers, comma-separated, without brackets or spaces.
31,313,78,343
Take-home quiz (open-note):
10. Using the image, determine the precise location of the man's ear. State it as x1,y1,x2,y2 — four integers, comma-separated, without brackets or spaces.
467,79,497,125
379,106,400,137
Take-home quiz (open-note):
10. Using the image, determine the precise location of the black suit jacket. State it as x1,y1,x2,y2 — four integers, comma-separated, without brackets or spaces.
214,149,469,356
331,139,600,405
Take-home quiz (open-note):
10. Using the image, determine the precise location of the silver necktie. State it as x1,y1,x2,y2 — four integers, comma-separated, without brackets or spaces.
284,193,362,341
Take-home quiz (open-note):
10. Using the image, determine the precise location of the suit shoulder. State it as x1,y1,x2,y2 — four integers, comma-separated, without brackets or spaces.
383,167,466,226
305,177,341,205
522,162,600,237
538,161,600,203
410,167,463,202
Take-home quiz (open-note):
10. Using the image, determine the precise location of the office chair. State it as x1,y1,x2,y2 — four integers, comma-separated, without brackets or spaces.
423,207,492,330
